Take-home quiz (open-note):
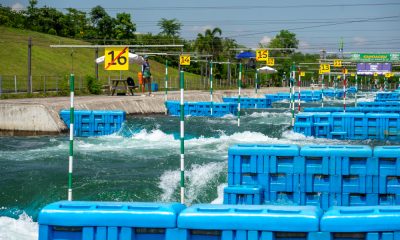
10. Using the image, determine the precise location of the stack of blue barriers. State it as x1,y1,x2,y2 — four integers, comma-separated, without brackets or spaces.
376,92,400,102
165,101,238,117
222,97,272,109
225,144,400,210
294,112,400,140
39,200,400,240
60,110,125,137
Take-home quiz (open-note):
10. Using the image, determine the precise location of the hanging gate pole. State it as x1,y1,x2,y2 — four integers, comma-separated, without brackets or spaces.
68,74,75,201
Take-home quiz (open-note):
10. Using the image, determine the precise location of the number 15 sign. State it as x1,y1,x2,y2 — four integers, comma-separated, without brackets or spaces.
105,47,129,71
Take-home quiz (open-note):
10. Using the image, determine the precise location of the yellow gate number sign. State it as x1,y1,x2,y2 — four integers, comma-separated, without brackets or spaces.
104,47,129,71
300,72,306,77
256,49,268,61
385,73,392,78
333,60,342,67
342,68,348,74
266,58,275,66
319,64,330,73
373,72,378,77
180,55,191,66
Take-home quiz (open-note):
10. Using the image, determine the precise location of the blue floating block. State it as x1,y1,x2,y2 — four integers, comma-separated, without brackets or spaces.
375,146,400,177
223,185,263,205
299,192,336,211
228,172,268,187
300,174,341,193
38,201,185,240
341,175,379,194
264,191,301,204
178,204,322,232
339,193,378,206
321,206,400,233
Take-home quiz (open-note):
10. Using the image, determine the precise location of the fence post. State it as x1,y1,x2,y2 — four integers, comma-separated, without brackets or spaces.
44,76,46,94
14,75,17,93
0,75,2,97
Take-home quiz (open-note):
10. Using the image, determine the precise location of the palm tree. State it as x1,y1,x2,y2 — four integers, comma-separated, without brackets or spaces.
195,27,223,58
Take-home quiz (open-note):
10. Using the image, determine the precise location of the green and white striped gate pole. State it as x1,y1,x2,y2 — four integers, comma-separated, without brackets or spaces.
297,68,301,112
179,70,185,204
68,73,75,201
237,63,242,127
290,64,296,126
255,69,259,94
210,61,213,116
165,60,168,115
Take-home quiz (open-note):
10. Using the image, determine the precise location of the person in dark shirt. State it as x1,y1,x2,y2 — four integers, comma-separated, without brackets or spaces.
142,55,152,96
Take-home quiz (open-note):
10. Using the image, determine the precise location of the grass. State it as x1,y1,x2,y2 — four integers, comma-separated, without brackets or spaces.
0,26,207,95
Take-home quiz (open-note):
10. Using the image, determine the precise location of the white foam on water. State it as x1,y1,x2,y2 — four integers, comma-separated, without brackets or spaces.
211,183,227,204
159,162,226,205
0,213,37,240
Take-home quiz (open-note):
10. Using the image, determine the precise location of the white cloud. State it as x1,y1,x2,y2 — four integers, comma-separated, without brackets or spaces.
11,2,25,12
190,25,215,33
259,36,272,45
353,37,367,46
299,40,310,49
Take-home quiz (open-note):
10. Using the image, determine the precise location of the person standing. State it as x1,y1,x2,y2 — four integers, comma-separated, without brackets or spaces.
142,56,152,96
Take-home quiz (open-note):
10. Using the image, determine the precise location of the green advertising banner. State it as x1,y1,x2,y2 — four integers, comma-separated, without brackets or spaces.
351,53,400,62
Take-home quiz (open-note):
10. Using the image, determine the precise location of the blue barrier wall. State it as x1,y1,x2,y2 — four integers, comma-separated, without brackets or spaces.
222,97,272,109
225,144,400,210
39,201,400,240
165,101,238,117
375,92,400,102
39,201,185,240
60,110,126,137
294,112,400,141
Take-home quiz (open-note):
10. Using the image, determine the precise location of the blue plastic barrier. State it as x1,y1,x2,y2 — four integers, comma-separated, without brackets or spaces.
177,204,322,240
223,185,263,205
60,110,126,137
376,92,400,102
38,201,186,240
145,83,158,92
294,112,400,141
321,206,400,239
165,101,238,117
222,97,272,109
304,107,400,113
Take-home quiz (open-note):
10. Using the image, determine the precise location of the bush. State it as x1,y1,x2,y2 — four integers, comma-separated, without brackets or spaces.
86,75,101,95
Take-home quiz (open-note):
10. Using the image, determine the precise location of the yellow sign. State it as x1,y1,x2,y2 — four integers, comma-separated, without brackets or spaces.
319,64,330,73
333,59,342,67
179,55,191,66
104,47,129,71
256,49,268,61
351,73,355,77
266,58,275,66
385,73,392,78
300,72,306,77
342,68,348,74
373,72,378,77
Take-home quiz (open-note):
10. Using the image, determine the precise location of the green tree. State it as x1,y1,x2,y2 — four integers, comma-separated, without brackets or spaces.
268,30,299,55
157,18,182,37
195,27,223,58
114,13,136,42
90,6,114,42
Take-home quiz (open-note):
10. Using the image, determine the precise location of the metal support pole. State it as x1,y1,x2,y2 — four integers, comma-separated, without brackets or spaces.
165,60,168,115
179,70,185,204
321,74,324,108
343,77,346,112
43,76,46,94
297,69,301,112
355,75,358,107
68,73,75,201
95,48,99,80
210,61,213,115
0,75,2,97
238,63,242,127
14,75,17,93
290,64,296,127
28,37,32,94
255,69,259,94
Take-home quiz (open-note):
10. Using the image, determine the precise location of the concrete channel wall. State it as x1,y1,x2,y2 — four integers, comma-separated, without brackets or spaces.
0,88,303,134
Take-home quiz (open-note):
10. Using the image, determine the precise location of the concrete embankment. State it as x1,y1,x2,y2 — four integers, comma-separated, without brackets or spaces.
0,88,297,134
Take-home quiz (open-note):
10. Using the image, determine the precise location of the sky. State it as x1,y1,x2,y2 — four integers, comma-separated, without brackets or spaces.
2,0,400,53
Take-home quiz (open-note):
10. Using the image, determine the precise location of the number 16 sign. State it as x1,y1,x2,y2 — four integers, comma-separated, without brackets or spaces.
105,47,129,71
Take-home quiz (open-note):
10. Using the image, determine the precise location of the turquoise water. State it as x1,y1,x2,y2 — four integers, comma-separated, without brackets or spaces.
0,94,396,239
